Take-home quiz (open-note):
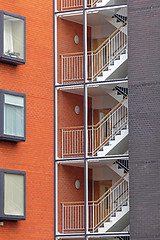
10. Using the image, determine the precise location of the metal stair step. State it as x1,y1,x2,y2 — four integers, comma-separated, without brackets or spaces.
111,213,116,217
117,207,122,212
121,50,126,54
116,131,121,135
123,202,128,207
115,56,120,60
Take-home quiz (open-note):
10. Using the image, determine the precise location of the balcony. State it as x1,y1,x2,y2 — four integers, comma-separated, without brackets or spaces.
60,0,127,12
57,158,129,234
60,22,127,85
62,172,129,232
61,96,128,158
56,7,128,85
57,82,128,159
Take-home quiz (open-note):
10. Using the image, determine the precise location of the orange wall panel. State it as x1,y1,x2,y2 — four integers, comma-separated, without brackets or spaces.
0,1,54,239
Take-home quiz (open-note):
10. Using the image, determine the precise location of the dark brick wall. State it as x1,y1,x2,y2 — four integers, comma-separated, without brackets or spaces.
128,1,160,239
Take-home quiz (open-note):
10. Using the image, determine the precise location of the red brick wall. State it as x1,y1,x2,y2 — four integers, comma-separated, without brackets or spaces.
0,1,54,240
57,18,91,84
58,164,92,232
57,0,83,11
0,2,92,239
58,91,92,158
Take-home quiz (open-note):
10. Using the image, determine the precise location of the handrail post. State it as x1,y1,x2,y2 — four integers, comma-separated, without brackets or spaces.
108,38,110,65
92,126,94,156
62,129,63,158
62,203,64,233
91,52,94,81
110,37,112,65
92,202,94,232
61,55,63,84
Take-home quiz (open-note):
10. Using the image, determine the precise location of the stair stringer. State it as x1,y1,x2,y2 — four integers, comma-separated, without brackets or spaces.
106,89,124,103
97,128,128,157
108,163,124,177
96,51,128,82
98,205,129,233
106,89,128,109
105,8,128,33
96,0,127,10
96,0,110,7
106,17,127,34
108,163,129,181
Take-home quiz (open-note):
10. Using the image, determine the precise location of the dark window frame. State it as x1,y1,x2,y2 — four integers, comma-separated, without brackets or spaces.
0,169,26,221
0,10,26,65
0,89,26,142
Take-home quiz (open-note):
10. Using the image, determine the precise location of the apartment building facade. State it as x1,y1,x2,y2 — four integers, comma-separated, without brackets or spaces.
54,0,130,240
0,1,54,239
54,0,160,240
0,0,159,239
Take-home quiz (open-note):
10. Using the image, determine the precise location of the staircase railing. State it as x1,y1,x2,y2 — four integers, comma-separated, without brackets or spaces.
112,8,128,24
115,159,129,172
115,86,128,97
61,0,102,11
61,172,129,232
116,237,130,240
61,21,127,84
61,95,128,158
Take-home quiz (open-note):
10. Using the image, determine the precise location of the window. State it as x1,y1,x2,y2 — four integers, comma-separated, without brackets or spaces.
0,89,26,142
0,11,26,65
0,169,26,221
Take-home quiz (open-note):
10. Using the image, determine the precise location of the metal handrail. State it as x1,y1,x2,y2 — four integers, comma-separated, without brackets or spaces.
61,96,128,157
62,172,129,232
61,21,128,84
61,0,108,11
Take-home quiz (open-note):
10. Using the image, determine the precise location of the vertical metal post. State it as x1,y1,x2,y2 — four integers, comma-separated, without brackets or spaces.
62,203,64,233
61,55,63,84
53,0,58,239
62,130,63,158
91,52,94,81
92,201,94,232
83,0,88,238
54,88,58,237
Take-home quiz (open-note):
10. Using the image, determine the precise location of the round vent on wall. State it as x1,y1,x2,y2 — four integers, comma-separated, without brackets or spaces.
75,180,80,189
75,105,80,114
74,35,79,44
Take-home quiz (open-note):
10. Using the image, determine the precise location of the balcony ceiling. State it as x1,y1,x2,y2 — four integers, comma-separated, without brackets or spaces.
60,7,122,26
59,81,127,97
59,154,128,168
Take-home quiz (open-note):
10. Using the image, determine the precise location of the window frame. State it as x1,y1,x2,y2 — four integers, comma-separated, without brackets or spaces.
0,10,26,65
0,169,26,221
0,89,26,142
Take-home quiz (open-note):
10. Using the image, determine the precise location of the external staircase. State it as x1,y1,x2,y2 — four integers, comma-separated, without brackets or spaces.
61,95,128,158
115,237,130,240
61,0,127,10
106,83,128,103
97,126,128,156
108,159,129,180
106,8,128,31
60,0,129,236
95,48,127,82
96,0,110,7
61,172,129,233
61,20,127,84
